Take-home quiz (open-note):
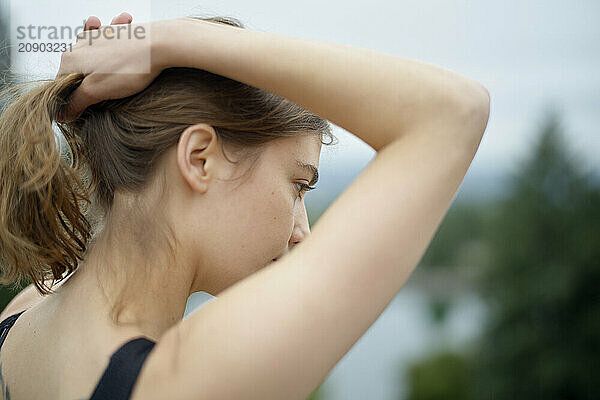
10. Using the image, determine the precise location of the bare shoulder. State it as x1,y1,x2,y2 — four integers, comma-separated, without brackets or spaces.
0,284,45,321
0,278,71,321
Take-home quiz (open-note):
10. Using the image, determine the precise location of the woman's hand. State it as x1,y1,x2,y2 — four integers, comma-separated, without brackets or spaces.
83,12,132,31
56,13,166,122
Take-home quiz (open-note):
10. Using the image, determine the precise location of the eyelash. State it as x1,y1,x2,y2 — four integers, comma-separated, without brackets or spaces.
295,182,316,198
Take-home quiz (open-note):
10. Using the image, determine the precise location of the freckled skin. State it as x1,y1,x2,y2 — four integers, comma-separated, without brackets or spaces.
185,133,322,294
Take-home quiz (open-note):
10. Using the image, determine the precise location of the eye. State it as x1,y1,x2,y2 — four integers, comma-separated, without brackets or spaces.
295,182,316,198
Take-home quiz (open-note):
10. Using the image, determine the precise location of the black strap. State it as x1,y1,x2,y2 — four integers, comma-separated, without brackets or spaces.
0,309,156,400
0,310,26,350
89,336,156,400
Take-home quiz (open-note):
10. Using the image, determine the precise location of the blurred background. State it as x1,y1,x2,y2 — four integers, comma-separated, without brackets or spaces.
1,1,598,399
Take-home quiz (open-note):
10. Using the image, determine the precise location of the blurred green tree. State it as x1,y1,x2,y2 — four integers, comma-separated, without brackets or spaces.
406,109,599,399
420,204,487,270
471,109,599,398
406,351,471,400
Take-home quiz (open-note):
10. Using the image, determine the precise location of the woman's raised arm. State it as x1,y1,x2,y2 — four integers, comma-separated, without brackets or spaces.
60,17,488,151
61,18,489,400
154,18,489,151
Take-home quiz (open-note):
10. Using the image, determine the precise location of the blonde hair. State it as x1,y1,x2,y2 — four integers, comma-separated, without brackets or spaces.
0,15,336,324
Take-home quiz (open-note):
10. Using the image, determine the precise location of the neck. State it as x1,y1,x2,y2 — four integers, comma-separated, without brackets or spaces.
56,226,196,341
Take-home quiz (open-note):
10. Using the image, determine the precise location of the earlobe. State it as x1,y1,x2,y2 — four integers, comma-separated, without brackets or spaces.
176,123,218,193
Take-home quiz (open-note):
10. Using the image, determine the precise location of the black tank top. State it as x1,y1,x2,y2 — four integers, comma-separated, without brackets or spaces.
0,310,156,400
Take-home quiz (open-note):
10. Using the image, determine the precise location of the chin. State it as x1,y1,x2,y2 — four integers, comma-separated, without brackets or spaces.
260,258,279,270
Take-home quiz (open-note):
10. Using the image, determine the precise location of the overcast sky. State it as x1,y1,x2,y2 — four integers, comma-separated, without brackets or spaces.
6,0,600,187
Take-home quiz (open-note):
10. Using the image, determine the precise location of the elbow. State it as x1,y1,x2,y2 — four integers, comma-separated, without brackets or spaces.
470,83,490,136
453,79,490,131
398,79,491,155
448,82,490,152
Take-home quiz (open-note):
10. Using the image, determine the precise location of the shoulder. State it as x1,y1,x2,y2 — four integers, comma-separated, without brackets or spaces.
0,277,73,322
0,284,46,322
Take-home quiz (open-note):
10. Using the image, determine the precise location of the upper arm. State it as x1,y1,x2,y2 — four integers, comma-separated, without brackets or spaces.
131,109,488,400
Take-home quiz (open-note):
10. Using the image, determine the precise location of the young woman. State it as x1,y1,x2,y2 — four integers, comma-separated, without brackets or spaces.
0,12,489,400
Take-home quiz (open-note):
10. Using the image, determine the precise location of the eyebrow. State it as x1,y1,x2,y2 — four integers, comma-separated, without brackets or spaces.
295,160,319,186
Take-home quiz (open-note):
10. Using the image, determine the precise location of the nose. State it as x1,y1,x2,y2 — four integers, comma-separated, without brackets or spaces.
289,200,311,247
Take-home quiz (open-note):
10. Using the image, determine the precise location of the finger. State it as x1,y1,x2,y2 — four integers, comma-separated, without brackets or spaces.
75,30,92,44
57,77,100,122
111,12,133,25
84,16,101,31
56,49,81,78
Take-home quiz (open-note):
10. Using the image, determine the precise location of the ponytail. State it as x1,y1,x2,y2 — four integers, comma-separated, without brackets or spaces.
0,74,94,295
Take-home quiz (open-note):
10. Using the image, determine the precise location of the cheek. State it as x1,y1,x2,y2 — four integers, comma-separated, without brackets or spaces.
250,187,296,262
228,185,295,265
265,187,296,241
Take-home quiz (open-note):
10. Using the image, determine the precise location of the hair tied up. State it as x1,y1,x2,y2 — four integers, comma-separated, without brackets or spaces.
0,73,93,295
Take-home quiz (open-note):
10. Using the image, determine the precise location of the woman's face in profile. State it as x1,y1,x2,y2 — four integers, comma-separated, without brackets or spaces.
185,133,322,294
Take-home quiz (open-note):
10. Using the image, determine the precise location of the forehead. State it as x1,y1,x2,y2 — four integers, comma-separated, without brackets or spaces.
265,134,322,166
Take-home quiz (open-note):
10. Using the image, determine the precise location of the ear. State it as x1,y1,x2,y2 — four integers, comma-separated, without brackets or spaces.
176,123,221,193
